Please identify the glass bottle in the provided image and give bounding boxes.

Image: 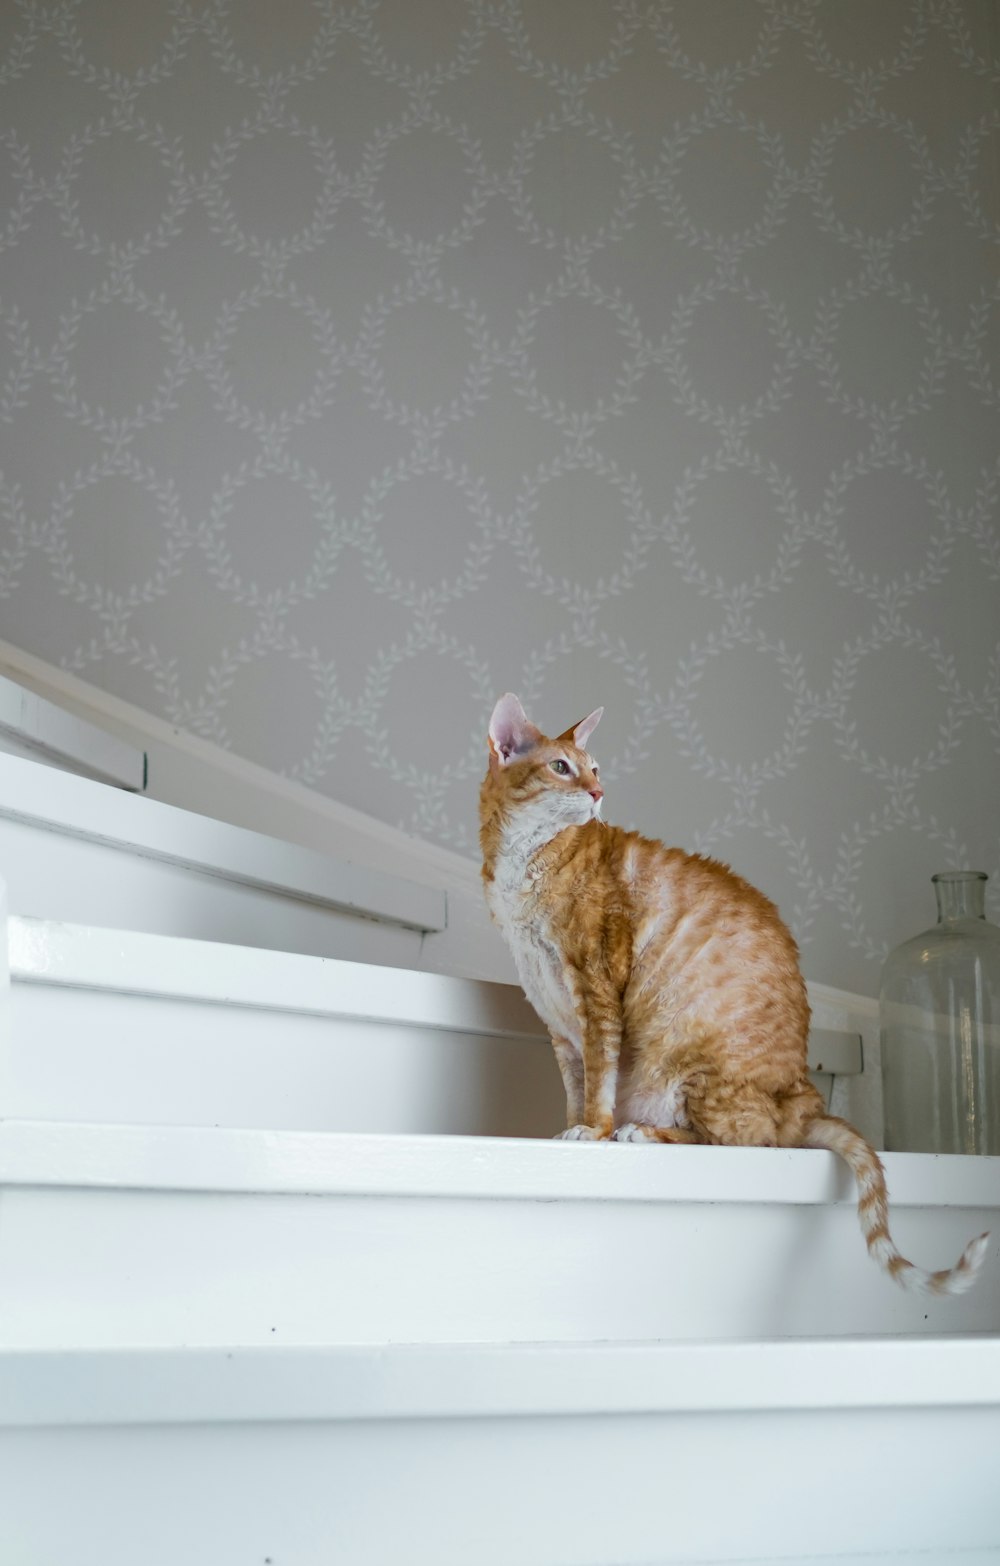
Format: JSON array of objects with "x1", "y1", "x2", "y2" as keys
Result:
[{"x1": 880, "y1": 871, "x2": 1000, "y2": 1154}]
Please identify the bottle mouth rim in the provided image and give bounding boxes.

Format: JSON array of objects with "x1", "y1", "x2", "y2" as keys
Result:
[{"x1": 931, "y1": 870, "x2": 988, "y2": 883}]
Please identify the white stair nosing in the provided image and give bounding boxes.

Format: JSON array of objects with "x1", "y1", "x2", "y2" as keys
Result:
[
  {"x1": 0, "y1": 634, "x2": 487, "y2": 895},
  {"x1": 0, "y1": 752, "x2": 446, "y2": 932},
  {"x1": 7, "y1": 915, "x2": 539, "y2": 1036},
  {"x1": 0, "y1": 676, "x2": 146, "y2": 791},
  {"x1": 2, "y1": 1119, "x2": 997, "y2": 1208},
  {"x1": 2, "y1": 1338, "x2": 1000, "y2": 1428}
]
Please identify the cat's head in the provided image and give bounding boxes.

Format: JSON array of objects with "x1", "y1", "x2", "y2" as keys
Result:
[{"x1": 480, "y1": 692, "x2": 604, "y2": 852}]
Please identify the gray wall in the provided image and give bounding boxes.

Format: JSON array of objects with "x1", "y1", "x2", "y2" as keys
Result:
[{"x1": 1, "y1": 0, "x2": 999, "y2": 994}]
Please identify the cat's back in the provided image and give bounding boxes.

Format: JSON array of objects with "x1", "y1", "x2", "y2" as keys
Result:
[
  {"x1": 618, "y1": 832, "x2": 786, "y2": 926},
  {"x1": 613, "y1": 830, "x2": 803, "y2": 968},
  {"x1": 538, "y1": 822, "x2": 763, "y2": 917},
  {"x1": 614, "y1": 831, "x2": 810, "y2": 1052}
]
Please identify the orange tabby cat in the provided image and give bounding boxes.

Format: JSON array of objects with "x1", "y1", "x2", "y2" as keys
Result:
[{"x1": 480, "y1": 693, "x2": 988, "y2": 1295}]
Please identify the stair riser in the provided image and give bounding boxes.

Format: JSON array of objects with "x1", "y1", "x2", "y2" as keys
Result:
[
  {"x1": 2, "y1": 1184, "x2": 996, "y2": 1347},
  {"x1": 0, "y1": 1403, "x2": 997, "y2": 1565},
  {"x1": 9, "y1": 985, "x2": 563, "y2": 1136},
  {"x1": 1, "y1": 819, "x2": 425, "y2": 967}
]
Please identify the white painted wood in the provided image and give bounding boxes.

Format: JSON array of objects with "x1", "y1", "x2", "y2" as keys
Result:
[
  {"x1": 5, "y1": 914, "x2": 562, "y2": 1133},
  {"x1": 807, "y1": 1026, "x2": 862, "y2": 1077},
  {"x1": 0, "y1": 873, "x2": 991, "y2": 1563},
  {"x1": 0, "y1": 879, "x2": 8, "y2": 1061},
  {"x1": 0, "y1": 638, "x2": 559, "y2": 982},
  {"x1": 1, "y1": 1122, "x2": 997, "y2": 1347},
  {"x1": 5, "y1": 915, "x2": 862, "y2": 1134},
  {"x1": 2, "y1": 1337, "x2": 999, "y2": 1426},
  {"x1": 8, "y1": 915, "x2": 530, "y2": 1034},
  {"x1": 809, "y1": 981, "x2": 882, "y2": 1143},
  {"x1": 6, "y1": 984, "x2": 564, "y2": 1134},
  {"x1": 0, "y1": 634, "x2": 484, "y2": 895},
  {"x1": 1, "y1": 814, "x2": 427, "y2": 967},
  {"x1": 807, "y1": 1024, "x2": 863, "y2": 1111},
  {"x1": 1, "y1": 1118, "x2": 994, "y2": 1208},
  {"x1": 0, "y1": 674, "x2": 146, "y2": 790},
  {"x1": 0, "y1": 1341, "x2": 997, "y2": 1565},
  {"x1": 0, "y1": 752, "x2": 444, "y2": 933}
]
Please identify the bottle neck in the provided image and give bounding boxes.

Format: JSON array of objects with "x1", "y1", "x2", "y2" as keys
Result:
[{"x1": 933, "y1": 871, "x2": 987, "y2": 923}]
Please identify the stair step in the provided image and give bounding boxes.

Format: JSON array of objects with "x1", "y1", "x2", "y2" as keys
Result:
[
  {"x1": 0, "y1": 750, "x2": 444, "y2": 967},
  {"x1": 6, "y1": 914, "x2": 862, "y2": 1135},
  {"x1": 0, "y1": 1339, "x2": 998, "y2": 1565},
  {"x1": 3, "y1": 1334, "x2": 999, "y2": 1423},
  {"x1": 6, "y1": 914, "x2": 562, "y2": 1135},
  {"x1": 2, "y1": 1119, "x2": 997, "y2": 1348},
  {"x1": 1, "y1": 682, "x2": 996, "y2": 1566}
]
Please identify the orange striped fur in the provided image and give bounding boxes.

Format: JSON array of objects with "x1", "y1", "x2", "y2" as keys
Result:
[{"x1": 480, "y1": 694, "x2": 988, "y2": 1296}]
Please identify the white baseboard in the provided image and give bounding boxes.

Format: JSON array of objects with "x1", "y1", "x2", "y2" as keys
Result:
[
  {"x1": 0, "y1": 638, "x2": 482, "y2": 893},
  {"x1": 0, "y1": 638, "x2": 504, "y2": 981}
]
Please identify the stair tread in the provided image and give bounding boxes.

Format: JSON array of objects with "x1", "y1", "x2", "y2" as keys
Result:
[
  {"x1": 3, "y1": 1117, "x2": 999, "y2": 1206},
  {"x1": 4, "y1": 1336, "x2": 1000, "y2": 1428}
]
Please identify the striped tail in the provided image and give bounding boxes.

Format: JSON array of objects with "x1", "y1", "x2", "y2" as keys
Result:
[{"x1": 804, "y1": 1114, "x2": 989, "y2": 1295}]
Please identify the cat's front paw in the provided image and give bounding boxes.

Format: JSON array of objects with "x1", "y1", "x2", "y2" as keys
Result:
[
  {"x1": 612, "y1": 1122, "x2": 656, "y2": 1143},
  {"x1": 554, "y1": 1124, "x2": 609, "y2": 1142}
]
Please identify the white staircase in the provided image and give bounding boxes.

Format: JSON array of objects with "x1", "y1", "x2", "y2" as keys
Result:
[{"x1": 1, "y1": 748, "x2": 999, "y2": 1565}]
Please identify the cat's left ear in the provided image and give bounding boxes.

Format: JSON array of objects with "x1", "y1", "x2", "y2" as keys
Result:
[{"x1": 559, "y1": 707, "x2": 603, "y2": 750}]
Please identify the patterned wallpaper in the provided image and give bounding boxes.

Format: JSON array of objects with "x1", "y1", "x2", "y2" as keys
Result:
[{"x1": 1, "y1": 0, "x2": 998, "y2": 993}]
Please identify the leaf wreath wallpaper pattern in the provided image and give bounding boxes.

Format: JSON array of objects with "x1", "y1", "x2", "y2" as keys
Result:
[{"x1": 0, "y1": 0, "x2": 998, "y2": 993}]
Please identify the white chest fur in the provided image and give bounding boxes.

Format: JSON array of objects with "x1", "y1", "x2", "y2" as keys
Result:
[{"x1": 486, "y1": 808, "x2": 581, "y2": 1047}]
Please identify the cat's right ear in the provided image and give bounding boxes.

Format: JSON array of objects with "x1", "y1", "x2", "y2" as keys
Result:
[
  {"x1": 560, "y1": 707, "x2": 603, "y2": 750},
  {"x1": 488, "y1": 693, "x2": 542, "y2": 771}
]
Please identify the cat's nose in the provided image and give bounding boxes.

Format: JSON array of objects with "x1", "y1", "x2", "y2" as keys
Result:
[{"x1": 589, "y1": 787, "x2": 603, "y2": 803}]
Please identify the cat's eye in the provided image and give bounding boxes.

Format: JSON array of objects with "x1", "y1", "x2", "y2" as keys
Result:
[{"x1": 549, "y1": 759, "x2": 571, "y2": 776}]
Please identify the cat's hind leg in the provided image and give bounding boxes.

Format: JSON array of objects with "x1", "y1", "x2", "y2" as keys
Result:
[
  {"x1": 684, "y1": 1074, "x2": 783, "y2": 1147},
  {"x1": 614, "y1": 1070, "x2": 782, "y2": 1147}
]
